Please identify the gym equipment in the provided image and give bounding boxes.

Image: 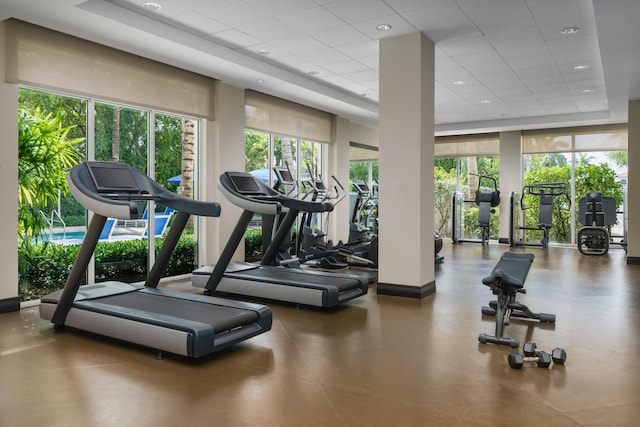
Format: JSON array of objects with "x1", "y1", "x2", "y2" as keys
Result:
[
  {"x1": 191, "y1": 171, "x2": 369, "y2": 308},
  {"x1": 434, "y1": 231, "x2": 444, "y2": 264},
  {"x1": 508, "y1": 341, "x2": 567, "y2": 369},
  {"x1": 522, "y1": 341, "x2": 567, "y2": 365},
  {"x1": 577, "y1": 192, "x2": 617, "y2": 256},
  {"x1": 350, "y1": 180, "x2": 378, "y2": 240},
  {"x1": 510, "y1": 182, "x2": 570, "y2": 249},
  {"x1": 39, "y1": 161, "x2": 272, "y2": 359},
  {"x1": 299, "y1": 173, "x2": 378, "y2": 268},
  {"x1": 263, "y1": 166, "x2": 377, "y2": 284},
  {"x1": 478, "y1": 252, "x2": 556, "y2": 348},
  {"x1": 452, "y1": 171, "x2": 500, "y2": 245},
  {"x1": 508, "y1": 350, "x2": 552, "y2": 369}
]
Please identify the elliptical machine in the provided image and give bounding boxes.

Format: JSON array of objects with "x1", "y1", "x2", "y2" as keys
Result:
[
  {"x1": 300, "y1": 172, "x2": 378, "y2": 268},
  {"x1": 452, "y1": 171, "x2": 500, "y2": 245}
]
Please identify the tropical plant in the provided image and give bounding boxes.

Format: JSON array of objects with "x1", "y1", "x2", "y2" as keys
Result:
[{"x1": 18, "y1": 107, "x2": 83, "y2": 239}]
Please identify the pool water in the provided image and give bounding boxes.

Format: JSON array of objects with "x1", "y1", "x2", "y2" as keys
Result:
[{"x1": 42, "y1": 231, "x2": 85, "y2": 241}]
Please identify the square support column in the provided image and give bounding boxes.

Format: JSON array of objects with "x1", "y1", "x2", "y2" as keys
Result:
[
  {"x1": 377, "y1": 33, "x2": 435, "y2": 298},
  {"x1": 201, "y1": 82, "x2": 245, "y2": 266},
  {"x1": 498, "y1": 131, "x2": 522, "y2": 243},
  {"x1": 0, "y1": 21, "x2": 20, "y2": 312},
  {"x1": 627, "y1": 99, "x2": 640, "y2": 264}
]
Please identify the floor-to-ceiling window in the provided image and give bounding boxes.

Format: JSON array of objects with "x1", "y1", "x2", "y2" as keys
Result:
[
  {"x1": 522, "y1": 126, "x2": 627, "y2": 246},
  {"x1": 17, "y1": 88, "x2": 201, "y2": 301},
  {"x1": 244, "y1": 129, "x2": 326, "y2": 257},
  {"x1": 349, "y1": 143, "x2": 379, "y2": 235},
  {"x1": 244, "y1": 90, "x2": 332, "y2": 259},
  {"x1": 434, "y1": 136, "x2": 500, "y2": 239}
]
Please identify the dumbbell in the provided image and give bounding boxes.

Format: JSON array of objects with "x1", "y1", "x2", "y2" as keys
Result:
[
  {"x1": 523, "y1": 341, "x2": 567, "y2": 365},
  {"x1": 508, "y1": 350, "x2": 552, "y2": 369}
]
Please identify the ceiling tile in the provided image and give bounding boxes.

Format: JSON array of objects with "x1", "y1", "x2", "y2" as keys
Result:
[
  {"x1": 277, "y1": 6, "x2": 346, "y2": 32},
  {"x1": 322, "y1": 0, "x2": 396, "y2": 24}
]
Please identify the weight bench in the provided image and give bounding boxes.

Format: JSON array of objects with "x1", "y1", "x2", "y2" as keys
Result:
[{"x1": 478, "y1": 252, "x2": 556, "y2": 348}]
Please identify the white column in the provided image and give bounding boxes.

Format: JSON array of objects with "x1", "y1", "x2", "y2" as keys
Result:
[
  {"x1": 498, "y1": 131, "x2": 522, "y2": 243},
  {"x1": 377, "y1": 32, "x2": 435, "y2": 298},
  {"x1": 200, "y1": 82, "x2": 246, "y2": 266},
  {"x1": 627, "y1": 99, "x2": 640, "y2": 263},
  {"x1": 327, "y1": 117, "x2": 351, "y2": 244},
  {"x1": 0, "y1": 20, "x2": 20, "y2": 311}
]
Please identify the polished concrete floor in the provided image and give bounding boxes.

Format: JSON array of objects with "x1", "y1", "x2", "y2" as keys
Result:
[{"x1": 1, "y1": 242, "x2": 639, "y2": 426}]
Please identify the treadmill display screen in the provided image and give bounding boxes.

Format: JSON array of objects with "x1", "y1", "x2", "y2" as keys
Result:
[
  {"x1": 87, "y1": 162, "x2": 139, "y2": 193},
  {"x1": 278, "y1": 168, "x2": 294, "y2": 183},
  {"x1": 228, "y1": 173, "x2": 263, "y2": 195}
]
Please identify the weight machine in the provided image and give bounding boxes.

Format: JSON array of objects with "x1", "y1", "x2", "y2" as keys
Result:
[
  {"x1": 577, "y1": 192, "x2": 618, "y2": 256},
  {"x1": 510, "y1": 182, "x2": 570, "y2": 249},
  {"x1": 452, "y1": 172, "x2": 500, "y2": 245}
]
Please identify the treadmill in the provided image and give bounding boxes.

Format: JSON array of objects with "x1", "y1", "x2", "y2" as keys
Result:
[
  {"x1": 39, "y1": 161, "x2": 272, "y2": 359},
  {"x1": 191, "y1": 172, "x2": 368, "y2": 308}
]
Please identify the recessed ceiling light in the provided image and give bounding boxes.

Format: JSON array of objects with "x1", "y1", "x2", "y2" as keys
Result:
[
  {"x1": 560, "y1": 26, "x2": 579, "y2": 35},
  {"x1": 256, "y1": 79, "x2": 265, "y2": 84},
  {"x1": 308, "y1": 70, "x2": 319, "y2": 75},
  {"x1": 573, "y1": 64, "x2": 589, "y2": 70},
  {"x1": 452, "y1": 80, "x2": 466, "y2": 86},
  {"x1": 582, "y1": 88, "x2": 595, "y2": 94},
  {"x1": 142, "y1": 2, "x2": 161, "y2": 11},
  {"x1": 258, "y1": 49, "x2": 271, "y2": 56},
  {"x1": 376, "y1": 24, "x2": 392, "y2": 31},
  {"x1": 361, "y1": 92, "x2": 371, "y2": 97},
  {"x1": 480, "y1": 100, "x2": 492, "y2": 104}
]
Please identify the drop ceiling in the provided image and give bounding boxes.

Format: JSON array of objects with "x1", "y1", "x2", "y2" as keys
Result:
[{"x1": 1, "y1": 0, "x2": 639, "y2": 135}]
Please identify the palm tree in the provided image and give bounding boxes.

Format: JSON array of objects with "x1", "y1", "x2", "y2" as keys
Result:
[{"x1": 181, "y1": 119, "x2": 195, "y2": 226}]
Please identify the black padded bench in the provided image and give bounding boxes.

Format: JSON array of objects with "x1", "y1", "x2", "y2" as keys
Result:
[{"x1": 478, "y1": 252, "x2": 556, "y2": 348}]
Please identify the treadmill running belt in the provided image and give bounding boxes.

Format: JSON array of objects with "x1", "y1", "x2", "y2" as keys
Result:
[
  {"x1": 229, "y1": 267, "x2": 363, "y2": 291},
  {"x1": 84, "y1": 291, "x2": 259, "y2": 332}
]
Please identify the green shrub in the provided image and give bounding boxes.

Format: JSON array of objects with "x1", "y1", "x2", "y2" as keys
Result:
[
  {"x1": 18, "y1": 233, "x2": 196, "y2": 301},
  {"x1": 245, "y1": 228, "x2": 263, "y2": 260}
]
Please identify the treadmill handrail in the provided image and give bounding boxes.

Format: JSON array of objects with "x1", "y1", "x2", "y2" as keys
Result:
[
  {"x1": 70, "y1": 162, "x2": 221, "y2": 219},
  {"x1": 218, "y1": 172, "x2": 334, "y2": 215}
]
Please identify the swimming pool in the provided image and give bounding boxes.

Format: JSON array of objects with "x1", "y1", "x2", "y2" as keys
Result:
[
  {"x1": 38, "y1": 231, "x2": 85, "y2": 242},
  {"x1": 52, "y1": 231, "x2": 84, "y2": 240}
]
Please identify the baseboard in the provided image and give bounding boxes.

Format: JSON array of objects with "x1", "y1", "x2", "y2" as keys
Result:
[
  {"x1": 627, "y1": 256, "x2": 640, "y2": 265},
  {"x1": 0, "y1": 296, "x2": 20, "y2": 314},
  {"x1": 377, "y1": 280, "x2": 436, "y2": 299}
]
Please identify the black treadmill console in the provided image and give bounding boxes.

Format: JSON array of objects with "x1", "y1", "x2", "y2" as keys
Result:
[
  {"x1": 277, "y1": 167, "x2": 294, "y2": 184},
  {"x1": 86, "y1": 161, "x2": 140, "y2": 194},
  {"x1": 226, "y1": 172, "x2": 266, "y2": 196}
]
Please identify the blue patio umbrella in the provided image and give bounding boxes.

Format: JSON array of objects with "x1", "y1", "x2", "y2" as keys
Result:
[
  {"x1": 167, "y1": 174, "x2": 182, "y2": 184},
  {"x1": 249, "y1": 167, "x2": 274, "y2": 182},
  {"x1": 169, "y1": 168, "x2": 273, "y2": 184}
]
